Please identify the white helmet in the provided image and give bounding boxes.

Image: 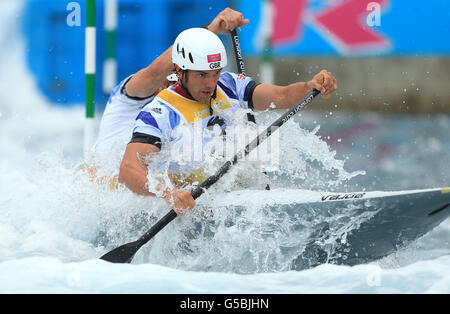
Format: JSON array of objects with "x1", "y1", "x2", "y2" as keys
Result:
[
  {"x1": 172, "y1": 28, "x2": 227, "y2": 71},
  {"x1": 166, "y1": 73, "x2": 178, "y2": 82}
]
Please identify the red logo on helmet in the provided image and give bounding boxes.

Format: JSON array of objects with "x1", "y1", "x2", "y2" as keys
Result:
[{"x1": 207, "y1": 53, "x2": 221, "y2": 63}]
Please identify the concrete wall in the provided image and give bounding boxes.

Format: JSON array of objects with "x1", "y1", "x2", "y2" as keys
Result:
[{"x1": 244, "y1": 58, "x2": 450, "y2": 114}]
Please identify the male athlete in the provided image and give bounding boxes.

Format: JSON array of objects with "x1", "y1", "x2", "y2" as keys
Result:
[
  {"x1": 118, "y1": 27, "x2": 338, "y2": 215},
  {"x1": 85, "y1": 8, "x2": 249, "y2": 188}
]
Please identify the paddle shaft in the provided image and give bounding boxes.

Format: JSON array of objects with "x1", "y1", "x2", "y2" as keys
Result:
[
  {"x1": 229, "y1": 26, "x2": 273, "y2": 191},
  {"x1": 230, "y1": 29, "x2": 247, "y2": 76},
  {"x1": 229, "y1": 28, "x2": 257, "y2": 125}
]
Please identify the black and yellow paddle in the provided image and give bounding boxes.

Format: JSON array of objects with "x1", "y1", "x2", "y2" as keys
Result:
[
  {"x1": 100, "y1": 76, "x2": 324, "y2": 263},
  {"x1": 226, "y1": 22, "x2": 257, "y2": 124}
]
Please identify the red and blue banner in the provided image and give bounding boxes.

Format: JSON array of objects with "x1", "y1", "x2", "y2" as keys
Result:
[{"x1": 239, "y1": 0, "x2": 450, "y2": 56}]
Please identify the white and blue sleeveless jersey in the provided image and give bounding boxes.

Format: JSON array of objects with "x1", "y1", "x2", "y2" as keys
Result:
[
  {"x1": 130, "y1": 71, "x2": 258, "y2": 150},
  {"x1": 93, "y1": 75, "x2": 155, "y2": 156}
]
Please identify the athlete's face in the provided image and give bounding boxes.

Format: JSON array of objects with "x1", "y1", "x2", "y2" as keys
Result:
[{"x1": 184, "y1": 69, "x2": 222, "y2": 103}]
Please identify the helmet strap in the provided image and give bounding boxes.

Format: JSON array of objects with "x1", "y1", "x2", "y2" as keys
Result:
[{"x1": 179, "y1": 70, "x2": 194, "y2": 99}]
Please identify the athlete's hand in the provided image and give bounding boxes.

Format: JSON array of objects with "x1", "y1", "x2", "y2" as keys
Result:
[
  {"x1": 163, "y1": 189, "x2": 195, "y2": 216},
  {"x1": 208, "y1": 7, "x2": 249, "y2": 34},
  {"x1": 307, "y1": 70, "x2": 338, "y2": 99}
]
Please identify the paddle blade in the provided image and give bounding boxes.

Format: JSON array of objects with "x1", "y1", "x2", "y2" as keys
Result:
[
  {"x1": 100, "y1": 241, "x2": 140, "y2": 264},
  {"x1": 99, "y1": 210, "x2": 178, "y2": 264}
]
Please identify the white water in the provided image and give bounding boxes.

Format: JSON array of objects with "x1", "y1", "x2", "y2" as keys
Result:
[{"x1": 0, "y1": 1, "x2": 449, "y2": 294}]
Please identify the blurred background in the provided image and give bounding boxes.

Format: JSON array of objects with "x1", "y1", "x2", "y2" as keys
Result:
[
  {"x1": 2, "y1": 0, "x2": 450, "y2": 190},
  {"x1": 20, "y1": 0, "x2": 450, "y2": 112}
]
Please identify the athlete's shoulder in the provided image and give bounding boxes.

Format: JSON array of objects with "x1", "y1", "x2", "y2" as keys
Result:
[
  {"x1": 111, "y1": 75, "x2": 133, "y2": 96},
  {"x1": 218, "y1": 71, "x2": 258, "y2": 104},
  {"x1": 108, "y1": 75, "x2": 155, "y2": 107},
  {"x1": 220, "y1": 71, "x2": 255, "y2": 88}
]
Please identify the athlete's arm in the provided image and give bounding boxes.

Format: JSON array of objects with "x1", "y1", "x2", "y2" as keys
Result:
[
  {"x1": 119, "y1": 142, "x2": 195, "y2": 215},
  {"x1": 251, "y1": 70, "x2": 338, "y2": 111},
  {"x1": 125, "y1": 47, "x2": 174, "y2": 99},
  {"x1": 119, "y1": 142, "x2": 160, "y2": 195},
  {"x1": 125, "y1": 7, "x2": 249, "y2": 99}
]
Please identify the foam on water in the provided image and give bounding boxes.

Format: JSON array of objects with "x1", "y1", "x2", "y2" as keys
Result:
[{"x1": 0, "y1": 255, "x2": 449, "y2": 293}]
